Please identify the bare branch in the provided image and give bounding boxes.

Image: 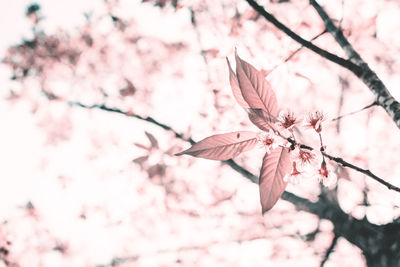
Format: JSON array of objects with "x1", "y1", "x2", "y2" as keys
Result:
[{"x1": 268, "y1": 30, "x2": 327, "y2": 75}]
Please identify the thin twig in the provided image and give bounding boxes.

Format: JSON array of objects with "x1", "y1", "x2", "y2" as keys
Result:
[
  {"x1": 268, "y1": 30, "x2": 327, "y2": 74},
  {"x1": 322, "y1": 152, "x2": 400, "y2": 193},
  {"x1": 320, "y1": 234, "x2": 338, "y2": 267},
  {"x1": 68, "y1": 101, "x2": 195, "y2": 145},
  {"x1": 332, "y1": 101, "x2": 378, "y2": 122}
]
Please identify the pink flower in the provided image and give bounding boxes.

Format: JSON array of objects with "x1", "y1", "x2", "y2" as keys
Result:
[
  {"x1": 257, "y1": 130, "x2": 280, "y2": 153},
  {"x1": 284, "y1": 161, "x2": 310, "y2": 184},
  {"x1": 298, "y1": 149, "x2": 315, "y2": 165},
  {"x1": 277, "y1": 110, "x2": 298, "y2": 131},
  {"x1": 304, "y1": 111, "x2": 325, "y2": 133},
  {"x1": 290, "y1": 147, "x2": 316, "y2": 166},
  {"x1": 315, "y1": 162, "x2": 337, "y2": 187}
]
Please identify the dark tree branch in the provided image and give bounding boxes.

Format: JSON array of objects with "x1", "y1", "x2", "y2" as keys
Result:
[
  {"x1": 309, "y1": 0, "x2": 362, "y2": 64},
  {"x1": 244, "y1": 0, "x2": 363, "y2": 75},
  {"x1": 308, "y1": 0, "x2": 400, "y2": 129},
  {"x1": 245, "y1": 0, "x2": 400, "y2": 130}
]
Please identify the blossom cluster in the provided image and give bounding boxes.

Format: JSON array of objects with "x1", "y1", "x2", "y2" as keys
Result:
[{"x1": 258, "y1": 110, "x2": 337, "y2": 187}]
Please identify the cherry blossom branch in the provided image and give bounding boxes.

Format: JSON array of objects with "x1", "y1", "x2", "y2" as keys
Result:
[
  {"x1": 69, "y1": 101, "x2": 400, "y2": 193},
  {"x1": 245, "y1": 0, "x2": 400, "y2": 130},
  {"x1": 286, "y1": 138, "x2": 400, "y2": 193},
  {"x1": 67, "y1": 100, "x2": 398, "y2": 261}
]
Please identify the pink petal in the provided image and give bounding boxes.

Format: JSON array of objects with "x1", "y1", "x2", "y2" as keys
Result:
[
  {"x1": 226, "y1": 57, "x2": 250, "y2": 109},
  {"x1": 235, "y1": 50, "x2": 278, "y2": 119},
  {"x1": 175, "y1": 131, "x2": 258, "y2": 160},
  {"x1": 259, "y1": 147, "x2": 291, "y2": 213},
  {"x1": 145, "y1": 131, "x2": 159, "y2": 149}
]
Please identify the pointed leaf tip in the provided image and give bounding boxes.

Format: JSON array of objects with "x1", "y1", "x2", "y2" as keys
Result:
[
  {"x1": 259, "y1": 148, "x2": 291, "y2": 213},
  {"x1": 175, "y1": 131, "x2": 259, "y2": 160},
  {"x1": 234, "y1": 51, "x2": 279, "y2": 121},
  {"x1": 227, "y1": 56, "x2": 250, "y2": 109}
]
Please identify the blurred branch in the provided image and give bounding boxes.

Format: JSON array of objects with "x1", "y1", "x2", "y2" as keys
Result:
[
  {"x1": 68, "y1": 101, "x2": 195, "y2": 144},
  {"x1": 268, "y1": 30, "x2": 327, "y2": 75},
  {"x1": 320, "y1": 234, "x2": 338, "y2": 267},
  {"x1": 335, "y1": 76, "x2": 347, "y2": 133},
  {"x1": 189, "y1": 7, "x2": 211, "y2": 82},
  {"x1": 97, "y1": 235, "x2": 275, "y2": 267},
  {"x1": 245, "y1": 0, "x2": 400, "y2": 130},
  {"x1": 332, "y1": 101, "x2": 378, "y2": 122}
]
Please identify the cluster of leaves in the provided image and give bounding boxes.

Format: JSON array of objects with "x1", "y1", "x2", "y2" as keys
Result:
[{"x1": 177, "y1": 50, "x2": 336, "y2": 213}]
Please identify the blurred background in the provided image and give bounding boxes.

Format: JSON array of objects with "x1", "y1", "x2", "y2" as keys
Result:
[{"x1": 1, "y1": 0, "x2": 400, "y2": 266}]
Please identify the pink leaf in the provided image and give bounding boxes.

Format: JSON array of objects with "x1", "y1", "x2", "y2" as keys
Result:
[
  {"x1": 248, "y1": 108, "x2": 276, "y2": 132},
  {"x1": 175, "y1": 131, "x2": 258, "y2": 160},
  {"x1": 134, "y1": 143, "x2": 151, "y2": 151},
  {"x1": 226, "y1": 57, "x2": 250, "y2": 109},
  {"x1": 259, "y1": 147, "x2": 291, "y2": 213},
  {"x1": 235, "y1": 50, "x2": 278, "y2": 119}
]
